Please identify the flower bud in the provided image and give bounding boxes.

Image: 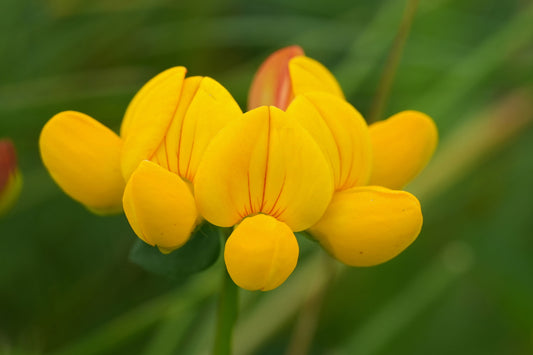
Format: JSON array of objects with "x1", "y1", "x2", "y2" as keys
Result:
[
  {"x1": 248, "y1": 45, "x2": 304, "y2": 111},
  {"x1": 0, "y1": 139, "x2": 22, "y2": 215}
]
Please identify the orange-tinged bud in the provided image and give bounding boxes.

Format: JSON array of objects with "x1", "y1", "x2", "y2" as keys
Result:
[
  {"x1": 0, "y1": 139, "x2": 22, "y2": 215},
  {"x1": 248, "y1": 45, "x2": 304, "y2": 111}
]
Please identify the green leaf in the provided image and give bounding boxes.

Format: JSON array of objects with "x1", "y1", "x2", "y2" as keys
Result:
[{"x1": 129, "y1": 222, "x2": 222, "y2": 280}]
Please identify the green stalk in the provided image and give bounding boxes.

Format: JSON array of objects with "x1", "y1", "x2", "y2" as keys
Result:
[
  {"x1": 368, "y1": 0, "x2": 420, "y2": 123},
  {"x1": 213, "y1": 229, "x2": 239, "y2": 355}
]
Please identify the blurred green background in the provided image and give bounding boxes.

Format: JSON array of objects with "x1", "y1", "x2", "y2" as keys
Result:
[{"x1": 1, "y1": 0, "x2": 533, "y2": 354}]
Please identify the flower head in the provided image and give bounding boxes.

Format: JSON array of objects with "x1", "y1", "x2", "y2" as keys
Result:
[
  {"x1": 39, "y1": 47, "x2": 438, "y2": 291},
  {"x1": 0, "y1": 139, "x2": 22, "y2": 215}
]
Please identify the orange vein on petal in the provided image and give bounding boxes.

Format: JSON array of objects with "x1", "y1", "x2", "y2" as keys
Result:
[
  {"x1": 177, "y1": 78, "x2": 203, "y2": 178},
  {"x1": 260, "y1": 111, "x2": 272, "y2": 211}
]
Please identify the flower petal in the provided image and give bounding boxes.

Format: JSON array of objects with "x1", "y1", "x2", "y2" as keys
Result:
[
  {"x1": 248, "y1": 45, "x2": 305, "y2": 111},
  {"x1": 123, "y1": 160, "x2": 199, "y2": 254},
  {"x1": 289, "y1": 56, "x2": 344, "y2": 99},
  {"x1": 287, "y1": 92, "x2": 372, "y2": 190},
  {"x1": 309, "y1": 186, "x2": 423, "y2": 267},
  {"x1": 120, "y1": 67, "x2": 186, "y2": 180},
  {"x1": 224, "y1": 214, "x2": 298, "y2": 291},
  {"x1": 172, "y1": 77, "x2": 242, "y2": 182},
  {"x1": 369, "y1": 111, "x2": 438, "y2": 189},
  {"x1": 121, "y1": 72, "x2": 241, "y2": 182},
  {"x1": 120, "y1": 66, "x2": 187, "y2": 138},
  {"x1": 40, "y1": 111, "x2": 125, "y2": 214},
  {"x1": 195, "y1": 106, "x2": 334, "y2": 231}
]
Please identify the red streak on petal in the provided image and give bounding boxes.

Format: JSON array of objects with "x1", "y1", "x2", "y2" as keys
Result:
[
  {"x1": 266, "y1": 174, "x2": 286, "y2": 216},
  {"x1": 259, "y1": 109, "x2": 272, "y2": 211}
]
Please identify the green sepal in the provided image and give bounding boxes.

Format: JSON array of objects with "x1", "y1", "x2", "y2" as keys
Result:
[{"x1": 129, "y1": 221, "x2": 221, "y2": 279}]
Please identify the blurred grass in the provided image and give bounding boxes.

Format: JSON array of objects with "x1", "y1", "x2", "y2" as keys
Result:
[{"x1": 1, "y1": 0, "x2": 533, "y2": 354}]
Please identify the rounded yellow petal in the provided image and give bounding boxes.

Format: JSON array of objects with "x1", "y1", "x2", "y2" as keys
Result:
[
  {"x1": 224, "y1": 214, "x2": 298, "y2": 291},
  {"x1": 248, "y1": 45, "x2": 305, "y2": 111},
  {"x1": 309, "y1": 186, "x2": 423, "y2": 267},
  {"x1": 195, "y1": 106, "x2": 334, "y2": 231},
  {"x1": 123, "y1": 160, "x2": 199, "y2": 253},
  {"x1": 287, "y1": 92, "x2": 372, "y2": 190},
  {"x1": 289, "y1": 56, "x2": 345, "y2": 99},
  {"x1": 40, "y1": 111, "x2": 125, "y2": 214},
  {"x1": 121, "y1": 71, "x2": 241, "y2": 182},
  {"x1": 369, "y1": 110, "x2": 438, "y2": 189},
  {"x1": 121, "y1": 67, "x2": 187, "y2": 180}
]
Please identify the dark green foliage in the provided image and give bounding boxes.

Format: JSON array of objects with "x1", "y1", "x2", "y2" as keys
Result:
[{"x1": 129, "y1": 222, "x2": 222, "y2": 280}]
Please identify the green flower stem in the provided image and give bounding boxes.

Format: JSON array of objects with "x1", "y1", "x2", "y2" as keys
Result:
[
  {"x1": 368, "y1": 0, "x2": 420, "y2": 123},
  {"x1": 213, "y1": 229, "x2": 239, "y2": 355}
]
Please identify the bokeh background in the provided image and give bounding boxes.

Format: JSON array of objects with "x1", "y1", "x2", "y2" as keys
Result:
[{"x1": 2, "y1": 0, "x2": 533, "y2": 354}]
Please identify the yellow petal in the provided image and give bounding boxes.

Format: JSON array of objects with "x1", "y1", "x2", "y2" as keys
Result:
[
  {"x1": 195, "y1": 106, "x2": 334, "y2": 231},
  {"x1": 287, "y1": 92, "x2": 372, "y2": 190},
  {"x1": 121, "y1": 72, "x2": 241, "y2": 182},
  {"x1": 168, "y1": 76, "x2": 242, "y2": 182},
  {"x1": 309, "y1": 186, "x2": 423, "y2": 267},
  {"x1": 123, "y1": 160, "x2": 199, "y2": 253},
  {"x1": 120, "y1": 67, "x2": 187, "y2": 180},
  {"x1": 369, "y1": 110, "x2": 438, "y2": 189},
  {"x1": 224, "y1": 214, "x2": 299, "y2": 291},
  {"x1": 248, "y1": 45, "x2": 305, "y2": 111},
  {"x1": 40, "y1": 111, "x2": 125, "y2": 214},
  {"x1": 120, "y1": 66, "x2": 187, "y2": 138},
  {"x1": 289, "y1": 56, "x2": 345, "y2": 99}
]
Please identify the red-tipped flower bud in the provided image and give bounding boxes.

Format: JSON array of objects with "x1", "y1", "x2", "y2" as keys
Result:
[
  {"x1": 248, "y1": 45, "x2": 304, "y2": 111},
  {"x1": 0, "y1": 139, "x2": 22, "y2": 215}
]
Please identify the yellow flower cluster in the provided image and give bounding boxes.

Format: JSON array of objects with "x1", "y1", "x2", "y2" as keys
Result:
[{"x1": 40, "y1": 46, "x2": 437, "y2": 291}]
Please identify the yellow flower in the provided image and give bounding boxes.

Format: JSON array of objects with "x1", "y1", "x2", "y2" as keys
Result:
[
  {"x1": 195, "y1": 106, "x2": 334, "y2": 290},
  {"x1": 39, "y1": 48, "x2": 437, "y2": 290},
  {"x1": 0, "y1": 139, "x2": 22, "y2": 216},
  {"x1": 249, "y1": 46, "x2": 438, "y2": 267},
  {"x1": 40, "y1": 67, "x2": 242, "y2": 253}
]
